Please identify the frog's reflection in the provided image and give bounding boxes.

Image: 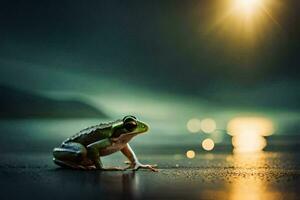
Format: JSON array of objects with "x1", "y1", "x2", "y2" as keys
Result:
[
  {"x1": 53, "y1": 169, "x2": 141, "y2": 199},
  {"x1": 95, "y1": 171, "x2": 141, "y2": 199},
  {"x1": 122, "y1": 172, "x2": 141, "y2": 199},
  {"x1": 98, "y1": 171, "x2": 140, "y2": 199}
]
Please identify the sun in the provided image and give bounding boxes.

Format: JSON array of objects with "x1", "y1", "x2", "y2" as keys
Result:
[{"x1": 233, "y1": 0, "x2": 261, "y2": 17}]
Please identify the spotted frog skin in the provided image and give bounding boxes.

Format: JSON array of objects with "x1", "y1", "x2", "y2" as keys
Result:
[{"x1": 53, "y1": 116, "x2": 158, "y2": 171}]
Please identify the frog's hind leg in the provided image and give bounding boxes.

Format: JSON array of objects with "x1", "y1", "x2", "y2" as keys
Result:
[{"x1": 53, "y1": 142, "x2": 91, "y2": 170}]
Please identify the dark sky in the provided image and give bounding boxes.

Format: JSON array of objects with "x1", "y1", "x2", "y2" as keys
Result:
[{"x1": 0, "y1": 0, "x2": 299, "y2": 109}]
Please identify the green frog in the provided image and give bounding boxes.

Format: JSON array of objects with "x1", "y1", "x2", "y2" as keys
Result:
[{"x1": 53, "y1": 115, "x2": 158, "y2": 172}]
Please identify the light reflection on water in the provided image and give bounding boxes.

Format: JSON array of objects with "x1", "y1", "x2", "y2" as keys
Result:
[
  {"x1": 229, "y1": 152, "x2": 280, "y2": 200},
  {"x1": 230, "y1": 176, "x2": 279, "y2": 200}
]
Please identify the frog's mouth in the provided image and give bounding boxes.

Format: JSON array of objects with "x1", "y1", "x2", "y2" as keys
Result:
[
  {"x1": 140, "y1": 122, "x2": 149, "y2": 132},
  {"x1": 130, "y1": 121, "x2": 149, "y2": 135}
]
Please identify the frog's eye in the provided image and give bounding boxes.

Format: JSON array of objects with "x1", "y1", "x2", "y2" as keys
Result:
[
  {"x1": 123, "y1": 117, "x2": 137, "y2": 132},
  {"x1": 123, "y1": 115, "x2": 136, "y2": 121}
]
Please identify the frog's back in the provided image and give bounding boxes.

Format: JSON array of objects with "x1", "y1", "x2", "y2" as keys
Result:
[{"x1": 63, "y1": 120, "x2": 118, "y2": 146}]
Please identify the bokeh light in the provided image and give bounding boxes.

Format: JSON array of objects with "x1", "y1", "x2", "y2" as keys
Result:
[
  {"x1": 202, "y1": 138, "x2": 215, "y2": 151},
  {"x1": 200, "y1": 118, "x2": 217, "y2": 133},
  {"x1": 186, "y1": 118, "x2": 201, "y2": 133},
  {"x1": 186, "y1": 150, "x2": 196, "y2": 159},
  {"x1": 227, "y1": 117, "x2": 275, "y2": 136}
]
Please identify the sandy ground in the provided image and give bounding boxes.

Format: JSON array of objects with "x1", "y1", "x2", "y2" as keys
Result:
[{"x1": 1, "y1": 152, "x2": 300, "y2": 200}]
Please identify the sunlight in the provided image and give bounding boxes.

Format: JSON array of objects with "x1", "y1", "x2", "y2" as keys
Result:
[{"x1": 207, "y1": 0, "x2": 281, "y2": 44}]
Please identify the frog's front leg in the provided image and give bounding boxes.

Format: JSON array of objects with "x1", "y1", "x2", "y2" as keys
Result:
[
  {"x1": 86, "y1": 139, "x2": 125, "y2": 171},
  {"x1": 121, "y1": 144, "x2": 158, "y2": 172}
]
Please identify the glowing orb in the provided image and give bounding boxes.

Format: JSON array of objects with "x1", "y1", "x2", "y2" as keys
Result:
[{"x1": 227, "y1": 117, "x2": 274, "y2": 153}]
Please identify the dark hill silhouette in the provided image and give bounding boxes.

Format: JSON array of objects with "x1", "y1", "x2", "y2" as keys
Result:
[{"x1": 0, "y1": 85, "x2": 107, "y2": 118}]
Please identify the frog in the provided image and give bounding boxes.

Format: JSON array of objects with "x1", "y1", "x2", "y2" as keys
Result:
[{"x1": 53, "y1": 115, "x2": 158, "y2": 172}]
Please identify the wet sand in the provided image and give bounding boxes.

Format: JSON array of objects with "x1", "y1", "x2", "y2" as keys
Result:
[{"x1": 1, "y1": 152, "x2": 300, "y2": 200}]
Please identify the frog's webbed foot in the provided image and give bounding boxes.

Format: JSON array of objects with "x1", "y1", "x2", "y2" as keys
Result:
[
  {"x1": 124, "y1": 161, "x2": 158, "y2": 172},
  {"x1": 135, "y1": 163, "x2": 158, "y2": 172}
]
